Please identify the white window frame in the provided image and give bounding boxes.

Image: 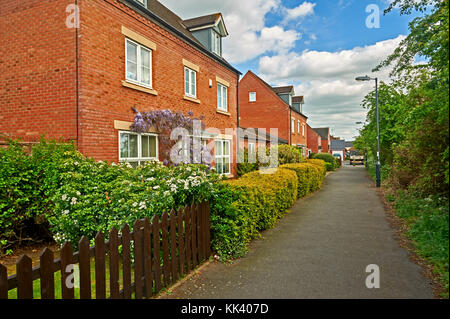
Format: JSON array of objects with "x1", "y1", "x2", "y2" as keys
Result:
[
  {"x1": 302, "y1": 124, "x2": 305, "y2": 136},
  {"x1": 215, "y1": 139, "x2": 231, "y2": 175},
  {"x1": 291, "y1": 119, "x2": 295, "y2": 133},
  {"x1": 217, "y1": 83, "x2": 228, "y2": 112},
  {"x1": 211, "y1": 31, "x2": 221, "y2": 55},
  {"x1": 119, "y1": 131, "x2": 159, "y2": 166},
  {"x1": 184, "y1": 67, "x2": 197, "y2": 98},
  {"x1": 297, "y1": 121, "x2": 301, "y2": 134},
  {"x1": 125, "y1": 38, "x2": 153, "y2": 89},
  {"x1": 134, "y1": 0, "x2": 147, "y2": 7},
  {"x1": 249, "y1": 92, "x2": 256, "y2": 102}
]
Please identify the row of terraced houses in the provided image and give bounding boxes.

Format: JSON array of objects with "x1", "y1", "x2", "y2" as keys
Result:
[{"x1": 0, "y1": 0, "x2": 333, "y2": 177}]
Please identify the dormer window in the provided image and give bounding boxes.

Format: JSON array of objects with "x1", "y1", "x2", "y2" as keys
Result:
[
  {"x1": 212, "y1": 31, "x2": 221, "y2": 55},
  {"x1": 183, "y1": 13, "x2": 228, "y2": 57}
]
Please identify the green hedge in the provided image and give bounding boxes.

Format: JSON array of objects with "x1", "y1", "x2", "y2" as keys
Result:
[
  {"x1": 311, "y1": 153, "x2": 338, "y2": 171},
  {"x1": 281, "y1": 162, "x2": 326, "y2": 198},
  {"x1": 212, "y1": 168, "x2": 298, "y2": 259}
]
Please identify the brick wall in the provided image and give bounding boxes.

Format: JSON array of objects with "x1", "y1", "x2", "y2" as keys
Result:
[
  {"x1": 307, "y1": 124, "x2": 321, "y2": 154},
  {"x1": 238, "y1": 71, "x2": 289, "y2": 143},
  {"x1": 290, "y1": 110, "x2": 308, "y2": 157},
  {"x1": 0, "y1": 0, "x2": 77, "y2": 143},
  {"x1": 0, "y1": 0, "x2": 239, "y2": 176},
  {"x1": 78, "y1": 0, "x2": 238, "y2": 176}
]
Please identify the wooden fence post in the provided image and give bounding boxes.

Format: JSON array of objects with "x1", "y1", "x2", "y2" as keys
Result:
[
  {"x1": 152, "y1": 215, "x2": 162, "y2": 293},
  {"x1": 60, "y1": 242, "x2": 74, "y2": 299},
  {"x1": 185, "y1": 206, "x2": 192, "y2": 271},
  {"x1": 95, "y1": 232, "x2": 106, "y2": 299},
  {"x1": 40, "y1": 247, "x2": 54, "y2": 299},
  {"x1": 78, "y1": 236, "x2": 91, "y2": 299},
  {"x1": 17, "y1": 255, "x2": 33, "y2": 299},
  {"x1": 143, "y1": 218, "x2": 153, "y2": 298},
  {"x1": 161, "y1": 211, "x2": 170, "y2": 287},
  {"x1": 133, "y1": 220, "x2": 143, "y2": 299},
  {"x1": 177, "y1": 207, "x2": 185, "y2": 276},
  {"x1": 121, "y1": 224, "x2": 132, "y2": 299},
  {"x1": 109, "y1": 228, "x2": 120, "y2": 299},
  {"x1": 191, "y1": 204, "x2": 198, "y2": 267},
  {"x1": 0, "y1": 264, "x2": 7, "y2": 299},
  {"x1": 169, "y1": 209, "x2": 178, "y2": 284}
]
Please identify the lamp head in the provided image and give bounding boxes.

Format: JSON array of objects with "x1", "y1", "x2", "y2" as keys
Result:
[{"x1": 355, "y1": 75, "x2": 372, "y2": 82}]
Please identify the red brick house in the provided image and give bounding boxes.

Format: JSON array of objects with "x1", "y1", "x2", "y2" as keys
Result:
[
  {"x1": 313, "y1": 127, "x2": 332, "y2": 154},
  {"x1": 0, "y1": 0, "x2": 240, "y2": 176},
  {"x1": 306, "y1": 124, "x2": 321, "y2": 156},
  {"x1": 238, "y1": 71, "x2": 308, "y2": 157}
]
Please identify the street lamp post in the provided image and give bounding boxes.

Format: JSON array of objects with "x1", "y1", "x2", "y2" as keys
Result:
[{"x1": 356, "y1": 75, "x2": 381, "y2": 188}]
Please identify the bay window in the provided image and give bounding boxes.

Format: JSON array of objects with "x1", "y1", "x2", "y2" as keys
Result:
[{"x1": 119, "y1": 131, "x2": 158, "y2": 167}]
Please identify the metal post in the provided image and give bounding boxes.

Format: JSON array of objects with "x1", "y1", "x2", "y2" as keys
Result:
[{"x1": 375, "y1": 78, "x2": 381, "y2": 188}]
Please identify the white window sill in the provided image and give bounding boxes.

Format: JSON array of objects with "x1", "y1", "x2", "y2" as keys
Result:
[
  {"x1": 183, "y1": 95, "x2": 201, "y2": 104},
  {"x1": 122, "y1": 80, "x2": 158, "y2": 96},
  {"x1": 217, "y1": 109, "x2": 231, "y2": 116}
]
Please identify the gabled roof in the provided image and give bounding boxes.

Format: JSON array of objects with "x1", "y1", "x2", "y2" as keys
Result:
[
  {"x1": 183, "y1": 13, "x2": 228, "y2": 36},
  {"x1": 121, "y1": 0, "x2": 240, "y2": 75},
  {"x1": 330, "y1": 139, "x2": 346, "y2": 151},
  {"x1": 272, "y1": 86, "x2": 294, "y2": 95},
  {"x1": 313, "y1": 127, "x2": 330, "y2": 140},
  {"x1": 345, "y1": 141, "x2": 354, "y2": 148},
  {"x1": 292, "y1": 96, "x2": 304, "y2": 104}
]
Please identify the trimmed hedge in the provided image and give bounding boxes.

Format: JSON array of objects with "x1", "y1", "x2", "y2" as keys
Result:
[
  {"x1": 281, "y1": 162, "x2": 326, "y2": 198},
  {"x1": 214, "y1": 168, "x2": 298, "y2": 258},
  {"x1": 311, "y1": 153, "x2": 338, "y2": 171},
  {"x1": 306, "y1": 159, "x2": 327, "y2": 176}
]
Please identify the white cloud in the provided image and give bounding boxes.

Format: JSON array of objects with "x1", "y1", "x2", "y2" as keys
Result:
[
  {"x1": 283, "y1": 2, "x2": 316, "y2": 23},
  {"x1": 257, "y1": 36, "x2": 404, "y2": 140},
  {"x1": 159, "y1": 0, "x2": 301, "y2": 63}
]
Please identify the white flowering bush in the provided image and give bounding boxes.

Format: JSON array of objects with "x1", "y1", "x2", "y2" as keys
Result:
[{"x1": 46, "y1": 150, "x2": 223, "y2": 246}]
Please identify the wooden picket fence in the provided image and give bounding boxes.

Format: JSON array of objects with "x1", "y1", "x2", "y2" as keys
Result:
[{"x1": 0, "y1": 202, "x2": 211, "y2": 299}]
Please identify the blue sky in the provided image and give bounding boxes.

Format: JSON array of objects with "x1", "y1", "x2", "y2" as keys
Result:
[{"x1": 161, "y1": 0, "x2": 421, "y2": 140}]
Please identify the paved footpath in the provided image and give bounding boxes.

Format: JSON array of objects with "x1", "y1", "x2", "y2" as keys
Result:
[{"x1": 163, "y1": 164, "x2": 434, "y2": 299}]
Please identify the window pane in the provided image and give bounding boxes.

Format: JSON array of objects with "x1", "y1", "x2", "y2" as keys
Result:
[
  {"x1": 120, "y1": 134, "x2": 129, "y2": 158},
  {"x1": 149, "y1": 136, "x2": 157, "y2": 158},
  {"x1": 140, "y1": 48, "x2": 150, "y2": 68},
  {"x1": 190, "y1": 71, "x2": 196, "y2": 96},
  {"x1": 185, "y1": 68, "x2": 190, "y2": 95},
  {"x1": 215, "y1": 157, "x2": 223, "y2": 174},
  {"x1": 141, "y1": 66, "x2": 151, "y2": 85},
  {"x1": 141, "y1": 136, "x2": 149, "y2": 158},
  {"x1": 215, "y1": 141, "x2": 222, "y2": 156},
  {"x1": 129, "y1": 134, "x2": 138, "y2": 158},
  {"x1": 217, "y1": 85, "x2": 222, "y2": 108},
  {"x1": 223, "y1": 157, "x2": 230, "y2": 174},
  {"x1": 223, "y1": 141, "x2": 229, "y2": 156},
  {"x1": 127, "y1": 61, "x2": 137, "y2": 81},
  {"x1": 223, "y1": 86, "x2": 227, "y2": 111},
  {"x1": 127, "y1": 41, "x2": 137, "y2": 63}
]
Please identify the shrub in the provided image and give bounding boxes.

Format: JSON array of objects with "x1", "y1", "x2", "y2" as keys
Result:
[
  {"x1": 0, "y1": 138, "x2": 75, "y2": 254},
  {"x1": 275, "y1": 145, "x2": 306, "y2": 165},
  {"x1": 48, "y1": 156, "x2": 222, "y2": 247},
  {"x1": 312, "y1": 153, "x2": 337, "y2": 171},
  {"x1": 281, "y1": 163, "x2": 325, "y2": 198},
  {"x1": 306, "y1": 159, "x2": 327, "y2": 176},
  {"x1": 214, "y1": 168, "x2": 298, "y2": 259}
]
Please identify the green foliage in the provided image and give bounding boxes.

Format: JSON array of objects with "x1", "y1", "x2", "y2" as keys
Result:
[
  {"x1": 237, "y1": 144, "x2": 306, "y2": 177},
  {"x1": 0, "y1": 138, "x2": 75, "y2": 253},
  {"x1": 393, "y1": 191, "x2": 449, "y2": 297},
  {"x1": 281, "y1": 163, "x2": 325, "y2": 198},
  {"x1": 311, "y1": 153, "x2": 338, "y2": 171},
  {"x1": 276, "y1": 145, "x2": 306, "y2": 165},
  {"x1": 215, "y1": 168, "x2": 298, "y2": 259},
  {"x1": 356, "y1": 0, "x2": 449, "y2": 195}
]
